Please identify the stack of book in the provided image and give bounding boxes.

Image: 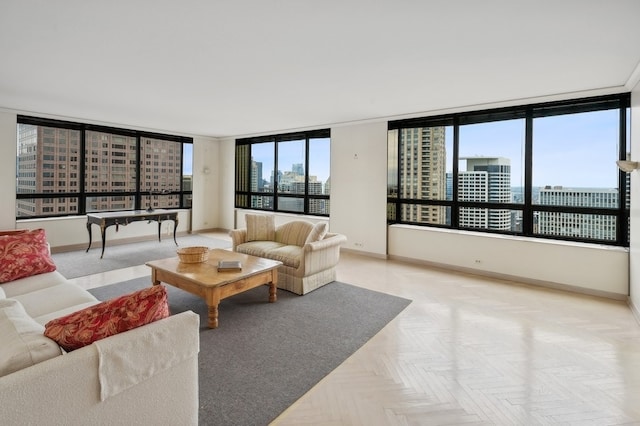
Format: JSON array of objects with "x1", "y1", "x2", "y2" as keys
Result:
[{"x1": 217, "y1": 260, "x2": 242, "y2": 271}]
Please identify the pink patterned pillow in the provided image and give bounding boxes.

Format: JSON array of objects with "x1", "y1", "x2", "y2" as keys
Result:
[
  {"x1": 44, "y1": 285, "x2": 169, "y2": 352},
  {"x1": 0, "y1": 229, "x2": 56, "y2": 283}
]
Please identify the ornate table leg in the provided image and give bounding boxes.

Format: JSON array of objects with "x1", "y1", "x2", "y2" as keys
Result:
[
  {"x1": 85, "y1": 221, "x2": 92, "y2": 252},
  {"x1": 173, "y1": 216, "x2": 179, "y2": 246},
  {"x1": 100, "y1": 224, "x2": 107, "y2": 259}
]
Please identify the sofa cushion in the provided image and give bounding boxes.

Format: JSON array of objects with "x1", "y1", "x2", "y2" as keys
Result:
[
  {"x1": 13, "y1": 281, "x2": 99, "y2": 323},
  {"x1": 0, "y1": 298, "x2": 62, "y2": 377},
  {"x1": 305, "y1": 222, "x2": 328, "y2": 244},
  {"x1": 0, "y1": 229, "x2": 56, "y2": 284},
  {"x1": 246, "y1": 214, "x2": 276, "y2": 242},
  {"x1": 267, "y1": 245, "x2": 303, "y2": 269},
  {"x1": 236, "y1": 241, "x2": 285, "y2": 258},
  {"x1": 44, "y1": 285, "x2": 169, "y2": 352},
  {"x1": 276, "y1": 221, "x2": 314, "y2": 247},
  {"x1": 1, "y1": 270, "x2": 69, "y2": 299}
]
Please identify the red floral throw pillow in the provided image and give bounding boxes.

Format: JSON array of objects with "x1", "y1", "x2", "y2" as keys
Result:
[
  {"x1": 0, "y1": 228, "x2": 56, "y2": 283},
  {"x1": 44, "y1": 285, "x2": 169, "y2": 352}
]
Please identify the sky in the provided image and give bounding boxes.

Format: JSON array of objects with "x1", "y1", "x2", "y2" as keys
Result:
[
  {"x1": 453, "y1": 109, "x2": 623, "y2": 188},
  {"x1": 238, "y1": 108, "x2": 625, "y2": 189}
]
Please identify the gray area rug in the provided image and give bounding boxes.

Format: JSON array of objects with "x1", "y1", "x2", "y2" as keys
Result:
[
  {"x1": 89, "y1": 278, "x2": 411, "y2": 426},
  {"x1": 52, "y1": 235, "x2": 230, "y2": 278}
]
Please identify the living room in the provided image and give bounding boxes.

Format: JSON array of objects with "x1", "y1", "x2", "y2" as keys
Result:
[{"x1": 2, "y1": 1, "x2": 640, "y2": 424}]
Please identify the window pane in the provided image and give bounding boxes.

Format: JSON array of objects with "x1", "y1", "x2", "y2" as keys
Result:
[
  {"x1": 251, "y1": 195, "x2": 273, "y2": 210},
  {"x1": 400, "y1": 203, "x2": 451, "y2": 225},
  {"x1": 399, "y1": 126, "x2": 452, "y2": 202},
  {"x1": 84, "y1": 131, "x2": 137, "y2": 194},
  {"x1": 182, "y1": 142, "x2": 193, "y2": 192},
  {"x1": 309, "y1": 197, "x2": 329, "y2": 215},
  {"x1": 387, "y1": 130, "x2": 398, "y2": 198},
  {"x1": 86, "y1": 196, "x2": 134, "y2": 213},
  {"x1": 535, "y1": 211, "x2": 617, "y2": 241},
  {"x1": 459, "y1": 119, "x2": 524, "y2": 205},
  {"x1": 532, "y1": 110, "x2": 619, "y2": 206},
  {"x1": 278, "y1": 196, "x2": 304, "y2": 212},
  {"x1": 16, "y1": 197, "x2": 79, "y2": 218},
  {"x1": 251, "y1": 142, "x2": 275, "y2": 200},
  {"x1": 309, "y1": 136, "x2": 330, "y2": 196},
  {"x1": 277, "y1": 139, "x2": 305, "y2": 195},
  {"x1": 459, "y1": 208, "x2": 522, "y2": 232},
  {"x1": 17, "y1": 124, "x2": 82, "y2": 217}
]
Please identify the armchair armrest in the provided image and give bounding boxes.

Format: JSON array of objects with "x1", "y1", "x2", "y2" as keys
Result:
[
  {"x1": 304, "y1": 232, "x2": 347, "y2": 252},
  {"x1": 302, "y1": 233, "x2": 347, "y2": 275},
  {"x1": 229, "y1": 229, "x2": 247, "y2": 250}
]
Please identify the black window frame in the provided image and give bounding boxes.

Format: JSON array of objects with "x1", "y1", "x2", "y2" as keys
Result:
[
  {"x1": 388, "y1": 93, "x2": 631, "y2": 247},
  {"x1": 235, "y1": 129, "x2": 331, "y2": 216},
  {"x1": 16, "y1": 115, "x2": 193, "y2": 219}
]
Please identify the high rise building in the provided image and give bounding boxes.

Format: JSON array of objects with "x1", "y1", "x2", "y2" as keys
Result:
[
  {"x1": 458, "y1": 157, "x2": 511, "y2": 231},
  {"x1": 538, "y1": 186, "x2": 618, "y2": 240},
  {"x1": 16, "y1": 125, "x2": 184, "y2": 216},
  {"x1": 398, "y1": 127, "x2": 447, "y2": 224}
]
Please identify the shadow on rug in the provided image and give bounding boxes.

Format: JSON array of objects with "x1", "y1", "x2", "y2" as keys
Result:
[
  {"x1": 52, "y1": 234, "x2": 230, "y2": 278},
  {"x1": 89, "y1": 278, "x2": 411, "y2": 426}
]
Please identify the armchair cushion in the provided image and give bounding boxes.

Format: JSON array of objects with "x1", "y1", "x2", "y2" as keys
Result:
[
  {"x1": 246, "y1": 214, "x2": 275, "y2": 242},
  {"x1": 305, "y1": 222, "x2": 328, "y2": 244}
]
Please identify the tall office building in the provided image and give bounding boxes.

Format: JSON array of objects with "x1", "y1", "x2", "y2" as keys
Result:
[
  {"x1": 538, "y1": 186, "x2": 618, "y2": 240},
  {"x1": 16, "y1": 125, "x2": 184, "y2": 216},
  {"x1": 398, "y1": 127, "x2": 447, "y2": 224},
  {"x1": 458, "y1": 157, "x2": 511, "y2": 230}
]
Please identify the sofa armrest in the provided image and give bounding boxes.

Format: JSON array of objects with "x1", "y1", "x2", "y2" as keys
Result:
[
  {"x1": 229, "y1": 228, "x2": 247, "y2": 250},
  {"x1": 304, "y1": 232, "x2": 347, "y2": 252},
  {"x1": 0, "y1": 311, "x2": 200, "y2": 425},
  {"x1": 302, "y1": 233, "x2": 347, "y2": 275}
]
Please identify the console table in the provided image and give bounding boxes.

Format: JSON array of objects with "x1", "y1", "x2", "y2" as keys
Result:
[{"x1": 86, "y1": 209, "x2": 179, "y2": 259}]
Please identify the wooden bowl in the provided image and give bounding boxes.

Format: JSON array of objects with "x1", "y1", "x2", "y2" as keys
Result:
[{"x1": 176, "y1": 246, "x2": 209, "y2": 263}]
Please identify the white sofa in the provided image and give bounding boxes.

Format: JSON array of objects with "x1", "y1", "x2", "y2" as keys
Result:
[
  {"x1": 230, "y1": 218, "x2": 347, "y2": 295},
  {"x1": 0, "y1": 269, "x2": 200, "y2": 425}
]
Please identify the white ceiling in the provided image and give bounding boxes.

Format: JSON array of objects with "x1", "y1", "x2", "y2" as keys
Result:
[{"x1": 1, "y1": 1, "x2": 639, "y2": 138}]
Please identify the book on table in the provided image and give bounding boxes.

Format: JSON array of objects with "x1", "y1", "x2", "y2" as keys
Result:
[{"x1": 217, "y1": 260, "x2": 242, "y2": 271}]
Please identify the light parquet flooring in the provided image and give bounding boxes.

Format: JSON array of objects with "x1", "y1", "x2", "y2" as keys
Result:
[
  {"x1": 72, "y1": 232, "x2": 640, "y2": 425},
  {"x1": 273, "y1": 252, "x2": 640, "y2": 425}
]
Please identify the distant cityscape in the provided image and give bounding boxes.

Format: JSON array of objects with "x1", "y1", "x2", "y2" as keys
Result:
[
  {"x1": 390, "y1": 127, "x2": 625, "y2": 241},
  {"x1": 249, "y1": 159, "x2": 330, "y2": 214}
]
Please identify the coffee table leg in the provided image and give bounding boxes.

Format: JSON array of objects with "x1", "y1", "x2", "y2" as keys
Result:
[
  {"x1": 207, "y1": 304, "x2": 219, "y2": 329},
  {"x1": 268, "y1": 281, "x2": 277, "y2": 303}
]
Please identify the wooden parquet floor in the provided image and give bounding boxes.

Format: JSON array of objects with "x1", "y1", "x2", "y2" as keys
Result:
[
  {"x1": 71, "y1": 233, "x2": 640, "y2": 425},
  {"x1": 272, "y1": 251, "x2": 640, "y2": 426}
]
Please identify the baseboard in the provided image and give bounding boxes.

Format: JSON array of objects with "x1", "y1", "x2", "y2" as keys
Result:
[
  {"x1": 341, "y1": 247, "x2": 388, "y2": 260},
  {"x1": 388, "y1": 254, "x2": 627, "y2": 301},
  {"x1": 629, "y1": 298, "x2": 640, "y2": 325}
]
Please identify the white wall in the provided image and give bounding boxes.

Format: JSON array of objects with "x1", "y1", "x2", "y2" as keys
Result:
[
  {"x1": 629, "y1": 84, "x2": 640, "y2": 314},
  {"x1": 190, "y1": 135, "x2": 220, "y2": 231},
  {"x1": 389, "y1": 225, "x2": 628, "y2": 298},
  {"x1": 330, "y1": 122, "x2": 388, "y2": 256},
  {"x1": 0, "y1": 111, "x2": 17, "y2": 229}
]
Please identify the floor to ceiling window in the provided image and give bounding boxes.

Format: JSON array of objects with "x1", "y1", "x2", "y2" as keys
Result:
[
  {"x1": 16, "y1": 116, "x2": 193, "y2": 218},
  {"x1": 388, "y1": 93, "x2": 630, "y2": 246},
  {"x1": 235, "y1": 129, "x2": 331, "y2": 216}
]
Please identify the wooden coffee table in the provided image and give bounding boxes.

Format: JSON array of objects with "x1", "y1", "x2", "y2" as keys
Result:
[{"x1": 146, "y1": 249, "x2": 282, "y2": 329}]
